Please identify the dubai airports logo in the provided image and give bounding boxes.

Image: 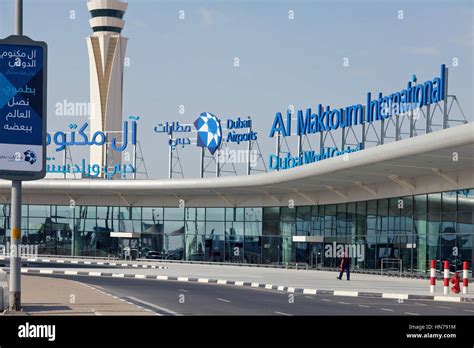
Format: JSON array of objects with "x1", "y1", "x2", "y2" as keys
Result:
[
  {"x1": 23, "y1": 150, "x2": 37, "y2": 165},
  {"x1": 194, "y1": 112, "x2": 222, "y2": 155}
]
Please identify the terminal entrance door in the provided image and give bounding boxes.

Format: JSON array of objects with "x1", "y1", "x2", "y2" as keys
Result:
[
  {"x1": 292, "y1": 236, "x2": 325, "y2": 268},
  {"x1": 310, "y1": 243, "x2": 324, "y2": 268},
  {"x1": 110, "y1": 232, "x2": 142, "y2": 260},
  {"x1": 118, "y1": 237, "x2": 140, "y2": 260}
]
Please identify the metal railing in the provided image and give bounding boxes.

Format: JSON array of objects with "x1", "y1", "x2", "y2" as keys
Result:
[{"x1": 381, "y1": 258, "x2": 402, "y2": 277}]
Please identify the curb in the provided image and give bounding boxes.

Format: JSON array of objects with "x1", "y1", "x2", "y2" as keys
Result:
[
  {"x1": 0, "y1": 257, "x2": 168, "y2": 270},
  {"x1": 137, "y1": 259, "x2": 474, "y2": 281},
  {"x1": 2, "y1": 257, "x2": 472, "y2": 281},
  {"x1": 9, "y1": 267, "x2": 474, "y2": 304}
]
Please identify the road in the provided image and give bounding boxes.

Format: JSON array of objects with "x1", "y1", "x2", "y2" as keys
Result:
[{"x1": 28, "y1": 274, "x2": 474, "y2": 316}]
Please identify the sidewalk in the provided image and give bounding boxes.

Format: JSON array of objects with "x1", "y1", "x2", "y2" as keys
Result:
[{"x1": 2, "y1": 275, "x2": 153, "y2": 316}]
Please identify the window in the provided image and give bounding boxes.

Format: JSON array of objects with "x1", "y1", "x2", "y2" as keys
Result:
[
  {"x1": 90, "y1": 9, "x2": 125, "y2": 19},
  {"x1": 206, "y1": 208, "x2": 225, "y2": 221},
  {"x1": 164, "y1": 208, "x2": 184, "y2": 221},
  {"x1": 263, "y1": 207, "x2": 279, "y2": 236},
  {"x1": 226, "y1": 208, "x2": 244, "y2": 221},
  {"x1": 92, "y1": 26, "x2": 122, "y2": 33}
]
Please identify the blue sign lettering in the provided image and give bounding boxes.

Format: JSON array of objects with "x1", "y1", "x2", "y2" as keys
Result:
[{"x1": 270, "y1": 65, "x2": 446, "y2": 138}]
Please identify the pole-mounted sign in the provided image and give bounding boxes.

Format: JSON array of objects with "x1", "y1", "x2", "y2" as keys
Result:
[{"x1": 0, "y1": 35, "x2": 47, "y2": 180}]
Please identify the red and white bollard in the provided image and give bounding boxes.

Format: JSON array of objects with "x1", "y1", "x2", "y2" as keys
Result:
[
  {"x1": 430, "y1": 260, "x2": 436, "y2": 293},
  {"x1": 462, "y1": 261, "x2": 469, "y2": 294},
  {"x1": 443, "y1": 260, "x2": 449, "y2": 295}
]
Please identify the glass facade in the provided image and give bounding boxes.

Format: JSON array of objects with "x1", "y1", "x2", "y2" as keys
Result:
[{"x1": 0, "y1": 189, "x2": 472, "y2": 274}]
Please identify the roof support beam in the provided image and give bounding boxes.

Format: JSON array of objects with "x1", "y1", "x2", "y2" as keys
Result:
[
  {"x1": 58, "y1": 191, "x2": 76, "y2": 204},
  {"x1": 215, "y1": 191, "x2": 233, "y2": 207},
  {"x1": 432, "y1": 168, "x2": 458, "y2": 186},
  {"x1": 326, "y1": 186, "x2": 347, "y2": 199},
  {"x1": 117, "y1": 193, "x2": 132, "y2": 207},
  {"x1": 388, "y1": 175, "x2": 416, "y2": 191},
  {"x1": 173, "y1": 194, "x2": 184, "y2": 205},
  {"x1": 292, "y1": 189, "x2": 317, "y2": 205},
  {"x1": 354, "y1": 181, "x2": 377, "y2": 196},
  {"x1": 264, "y1": 191, "x2": 280, "y2": 204}
]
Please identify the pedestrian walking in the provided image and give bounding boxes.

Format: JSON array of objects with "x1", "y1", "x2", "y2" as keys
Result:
[{"x1": 337, "y1": 252, "x2": 350, "y2": 280}]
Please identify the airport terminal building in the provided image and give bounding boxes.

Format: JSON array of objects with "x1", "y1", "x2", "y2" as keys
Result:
[{"x1": 0, "y1": 1, "x2": 472, "y2": 275}]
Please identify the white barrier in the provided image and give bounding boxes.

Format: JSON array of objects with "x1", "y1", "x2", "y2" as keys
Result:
[{"x1": 0, "y1": 270, "x2": 9, "y2": 311}]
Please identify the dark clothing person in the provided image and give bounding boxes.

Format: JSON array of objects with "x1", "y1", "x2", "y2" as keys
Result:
[{"x1": 337, "y1": 255, "x2": 350, "y2": 280}]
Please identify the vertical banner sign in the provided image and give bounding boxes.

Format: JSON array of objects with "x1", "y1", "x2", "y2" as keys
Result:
[{"x1": 0, "y1": 35, "x2": 47, "y2": 180}]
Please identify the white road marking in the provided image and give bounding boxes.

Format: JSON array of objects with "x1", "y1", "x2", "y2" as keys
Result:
[
  {"x1": 380, "y1": 308, "x2": 394, "y2": 312},
  {"x1": 338, "y1": 301, "x2": 349, "y2": 305},
  {"x1": 415, "y1": 303, "x2": 427, "y2": 306},
  {"x1": 178, "y1": 289, "x2": 189, "y2": 293},
  {"x1": 305, "y1": 296, "x2": 314, "y2": 299},
  {"x1": 382, "y1": 293, "x2": 409, "y2": 300},
  {"x1": 358, "y1": 305, "x2": 370, "y2": 308},
  {"x1": 302, "y1": 289, "x2": 317, "y2": 295},
  {"x1": 321, "y1": 298, "x2": 332, "y2": 302},
  {"x1": 334, "y1": 291, "x2": 358, "y2": 297},
  {"x1": 437, "y1": 306, "x2": 451, "y2": 309},
  {"x1": 274, "y1": 311, "x2": 292, "y2": 316},
  {"x1": 405, "y1": 312, "x2": 420, "y2": 316},
  {"x1": 216, "y1": 298, "x2": 231, "y2": 303},
  {"x1": 434, "y1": 296, "x2": 461, "y2": 303},
  {"x1": 463, "y1": 309, "x2": 474, "y2": 313},
  {"x1": 126, "y1": 296, "x2": 182, "y2": 316}
]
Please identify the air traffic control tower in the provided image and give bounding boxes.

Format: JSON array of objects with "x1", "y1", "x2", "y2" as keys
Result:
[{"x1": 86, "y1": 0, "x2": 128, "y2": 177}]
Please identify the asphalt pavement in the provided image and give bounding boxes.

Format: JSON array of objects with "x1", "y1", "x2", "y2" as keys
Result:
[{"x1": 29, "y1": 274, "x2": 474, "y2": 316}]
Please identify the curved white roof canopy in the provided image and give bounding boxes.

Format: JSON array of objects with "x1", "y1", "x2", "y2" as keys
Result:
[{"x1": 0, "y1": 123, "x2": 473, "y2": 207}]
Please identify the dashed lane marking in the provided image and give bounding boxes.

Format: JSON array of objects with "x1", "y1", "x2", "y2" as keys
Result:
[
  {"x1": 126, "y1": 296, "x2": 182, "y2": 316},
  {"x1": 216, "y1": 298, "x2": 231, "y2": 303}
]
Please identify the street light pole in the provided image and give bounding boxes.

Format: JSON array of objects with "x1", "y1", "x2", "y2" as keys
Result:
[
  {"x1": 9, "y1": 0, "x2": 24, "y2": 312},
  {"x1": 15, "y1": 0, "x2": 23, "y2": 36}
]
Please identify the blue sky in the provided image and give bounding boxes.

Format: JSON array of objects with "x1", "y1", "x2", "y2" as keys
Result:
[{"x1": 1, "y1": 0, "x2": 472, "y2": 179}]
